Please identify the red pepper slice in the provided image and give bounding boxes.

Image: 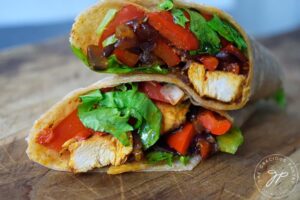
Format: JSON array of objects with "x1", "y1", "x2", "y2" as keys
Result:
[
  {"x1": 153, "y1": 39, "x2": 181, "y2": 67},
  {"x1": 37, "y1": 110, "x2": 93, "y2": 151},
  {"x1": 99, "y1": 5, "x2": 145, "y2": 48},
  {"x1": 199, "y1": 56, "x2": 219, "y2": 71},
  {"x1": 167, "y1": 123, "x2": 196, "y2": 155},
  {"x1": 114, "y1": 49, "x2": 139, "y2": 67},
  {"x1": 197, "y1": 111, "x2": 232, "y2": 135},
  {"x1": 147, "y1": 11, "x2": 199, "y2": 50}
]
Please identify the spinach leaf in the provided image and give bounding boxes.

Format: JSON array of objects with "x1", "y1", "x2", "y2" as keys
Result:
[
  {"x1": 158, "y1": 0, "x2": 174, "y2": 11},
  {"x1": 185, "y1": 9, "x2": 220, "y2": 55},
  {"x1": 207, "y1": 14, "x2": 247, "y2": 50},
  {"x1": 147, "y1": 151, "x2": 174, "y2": 166},
  {"x1": 171, "y1": 8, "x2": 189, "y2": 28},
  {"x1": 104, "y1": 55, "x2": 168, "y2": 74},
  {"x1": 71, "y1": 45, "x2": 89, "y2": 66},
  {"x1": 216, "y1": 127, "x2": 244, "y2": 154},
  {"x1": 78, "y1": 85, "x2": 162, "y2": 149}
]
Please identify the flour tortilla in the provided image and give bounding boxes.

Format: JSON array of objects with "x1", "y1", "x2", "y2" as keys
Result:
[
  {"x1": 26, "y1": 74, "x2": 257, "y2": 174},
  {"x1": 70, "y1": 0, "x2": 282, "y2": 111}
]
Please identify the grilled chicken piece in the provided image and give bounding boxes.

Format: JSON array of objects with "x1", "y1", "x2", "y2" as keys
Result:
[
  {"x1": 187, "y1": 62, "x2": 245, "y2": 102},
  {"x1": 156, "y1": 102, "x2": 190, "y2": 134},
  {"x1": 187, "y1": 62, "x2": 206, "y2": 95},
  {"x1": 67, "y1": 134, "x2": 133, "y2": 173},
  {"x1": 204, "y1": 71, "x2": 245, "y2": 102}
]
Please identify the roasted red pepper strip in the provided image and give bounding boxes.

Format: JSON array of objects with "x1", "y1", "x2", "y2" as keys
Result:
[
  {"x1": 153, "y1": 39, "x2": 181, "y2": 67},
  {"x1": 114, "y1": 49, "x2": 139, "y2": 67},
  {"x1": 37, "y1": 110, "x2": 93, "y2": 151},
  {"x1": 199, "y1": 56, "x2": 219, "y2": 71},
  {"x1": 147, "y1": 11, "x2": 199, "y2": 50},
  {"x1": 197, "y1": 111, "x2": 232, "y2": 135},
  {"x1": 167, "y1": 123, "x2": 196, "y2": 155},
  {"x1": 99, "y1": 5, "x2": 145, "y2": 48}
]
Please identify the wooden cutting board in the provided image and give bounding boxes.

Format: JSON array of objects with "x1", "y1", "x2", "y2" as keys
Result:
[{"x1": 1, "y1": 31, "x2": 300, "y2": 199}]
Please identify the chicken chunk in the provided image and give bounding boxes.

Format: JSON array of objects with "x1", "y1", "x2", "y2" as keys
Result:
[
  {"x1": 204, "y1": 71, "x2": 245, "y2": 102},
  {"x1": 187, "y1": 62, "x2": 245, "y2": 102},
  {"x1": 67, "y1": 134, "x2": 133, "y2": 173},
  {"x1": 156, "y1": 102, "x2": 190, "y2": 134},
  {"x1": 187, "y1": 62, "x2": 206, "y2": 95}
]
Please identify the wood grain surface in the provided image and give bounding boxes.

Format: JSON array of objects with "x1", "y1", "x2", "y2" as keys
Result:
[{"x1": 1, "y1": 30, "x2": 300, "y2": 199}]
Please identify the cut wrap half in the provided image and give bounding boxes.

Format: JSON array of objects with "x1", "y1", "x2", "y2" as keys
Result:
[
  {"x1": 27, "y1": 75, "x2": 257, "y2": 174},
  {"x1": 70, "y1": 0, "x2": 283, "y2": 110}
]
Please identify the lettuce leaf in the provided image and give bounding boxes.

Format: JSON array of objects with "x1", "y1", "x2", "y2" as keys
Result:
[
  {"x1": 158, "y1": 0, "x2": 174, "y2": 11},
  {"x1": 185, "y1": 9, "x2": 220, "y2": 55},
  {"x1": 216, "y1": 127, "x2": 244, "y2": 154},
  {"x1": 78, "y1": 84, "x2": 162, "y2": 149},
  {"x1": 104, "y1": 55, "x2": 169, "y2": 74},
  {"x1": 207, "y1": 15, "x2": 247, "y2": 50},
  {"x1": 171, "y1": 8, "x2": 189, "y2": 28},
  {"x1": 71, "y1": 45, "x2": 89, "y2": 66}
]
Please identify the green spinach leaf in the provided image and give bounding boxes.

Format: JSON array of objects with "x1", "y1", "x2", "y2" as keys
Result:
[
  {"x1": 158, "y1": 0, "x2": 174, "y2": 11},
  {"x1": 185, "y1": 9, "x2": 220, "y2": 55},
  {"x1": 171, "y1": 8, "x2": 189, "y2": 28},
  {"x1": 207, "y1": 14, "x2": 247, "y2": 50}
]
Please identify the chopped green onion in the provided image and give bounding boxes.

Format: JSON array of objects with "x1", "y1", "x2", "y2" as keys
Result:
[
  {"x1": 96, "y1": 9, "x2": 118, "y2": 36},
  {"x1": 102, "y1": 34, "x2": 118, "y2": 47}
]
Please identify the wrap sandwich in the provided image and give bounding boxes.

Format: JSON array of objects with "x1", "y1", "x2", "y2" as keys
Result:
[
  {"x1": 27, "y1": 75, "x2": 257, "y2": 174},
  {"x1": 70, "y1": 0, "x2": 282, "y2": 110}
]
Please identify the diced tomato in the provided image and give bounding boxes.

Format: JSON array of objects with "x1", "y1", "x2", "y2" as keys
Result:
[
  {"x1": 153, "y1": 40, "x2": 180, "y2": 67},
  {"x1": 114, "y1": 49, "x2": 139, "y2": 67},
  {"x1": 197, "y1": 111, "x2": 232, "y2": 135},
  {"x1": 199, "y1": 56, "x2": 219, "y2": 71},
  {"x1": 147, "y1": 11, "x2": 199, "y2": 50},
  {"x1": 99, "y1": 5, "x2": 145, "y2": 48},
  {"x1": 139, "y1": 82, "x2": 170, "y2": 104},
  {"x1": 37, "y1": 110, "x2": 93, "y2": 151},
  {"x1": 167, "y1": 123, "x2": 196, "y2": 155},
  {"x1": 222, "y1": 44, "x2": 247, "y2": 63}
]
